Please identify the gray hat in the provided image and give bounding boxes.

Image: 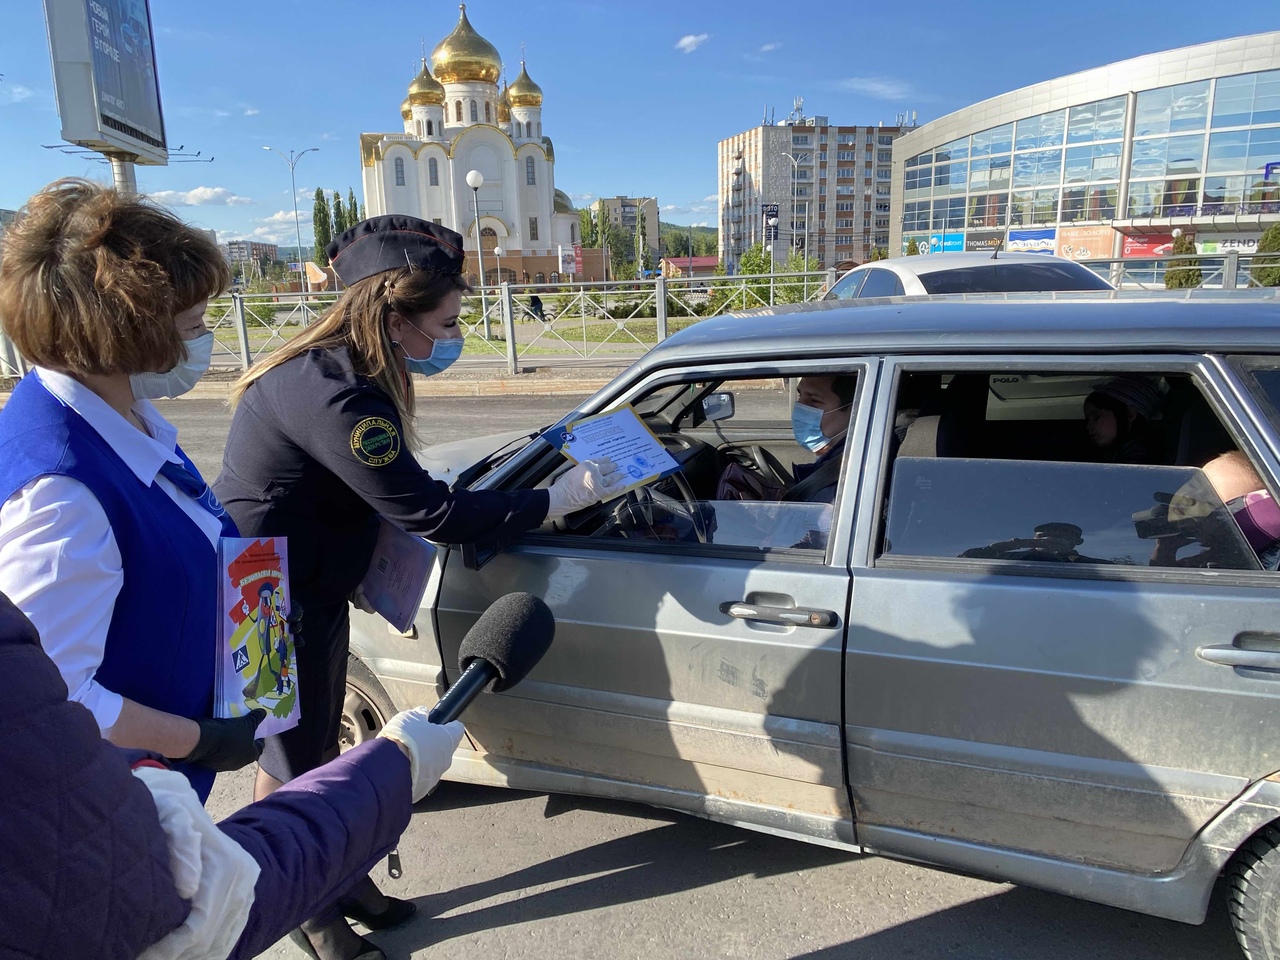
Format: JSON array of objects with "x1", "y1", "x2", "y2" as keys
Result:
[{"x1": 1089, "y1": 375, "x2": 1163, "y2": 421}]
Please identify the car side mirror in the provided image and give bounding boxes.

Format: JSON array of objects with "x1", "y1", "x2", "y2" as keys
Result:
[{"x1": 702, "y1": 392, "x2": 735, "y2": 422}]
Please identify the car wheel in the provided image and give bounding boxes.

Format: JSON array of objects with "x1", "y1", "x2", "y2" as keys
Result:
[
  {"x1": 340, "y1": 653, "x2": 396, "y2": 753},
  {"x1": 1229, "y1": 822, "x2": 1280, "y2": 960}
]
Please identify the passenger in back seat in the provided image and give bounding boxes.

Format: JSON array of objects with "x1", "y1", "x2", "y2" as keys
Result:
[{"x1": 1084, "y1": 375, "x2": 1164, "y2": 464}]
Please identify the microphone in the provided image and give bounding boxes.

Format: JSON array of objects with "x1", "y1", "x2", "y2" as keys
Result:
[{"x1": 427, "y1": 592, "x2": 554, "y2": 724}]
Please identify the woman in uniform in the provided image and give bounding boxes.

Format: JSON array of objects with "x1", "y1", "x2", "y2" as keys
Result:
[
  {"x1": 215, "y1": 215, "x2": 623, "y2": 960},
  {"x1": 0, "y1": 179, "x2": 265, "y2": 802}
]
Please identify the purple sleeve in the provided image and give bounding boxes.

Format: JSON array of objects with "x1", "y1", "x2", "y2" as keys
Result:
[{"x1": 221, "y1": 738, "x2": 413, "y2": 959}]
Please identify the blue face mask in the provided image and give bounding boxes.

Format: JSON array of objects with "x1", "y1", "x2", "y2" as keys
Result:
[
  {"x1": 399, "y1": 332, "x2": 464, "y2": 377},
  {"x1": 792, "y1": 401, "x2": 831, "y2": 453}
]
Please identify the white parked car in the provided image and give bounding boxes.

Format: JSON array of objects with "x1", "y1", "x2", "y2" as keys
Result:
[{"x1": 824, "y1": 251, "x2": 1114, "y2": 299}]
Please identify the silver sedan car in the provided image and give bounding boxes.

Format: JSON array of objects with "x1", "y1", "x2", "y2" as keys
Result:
[
  {"x1": 346, "y1": 291, "x2": 1280, "y2": 960},
  {"x1": 824, "y1": 251, "x2": 1114, "y2": 298}
]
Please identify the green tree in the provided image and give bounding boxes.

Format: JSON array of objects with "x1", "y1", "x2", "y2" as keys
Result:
[
  {"x1": 1164, "y1": 232, "x2": 1202, "y2": 289},
  {"x1": 637, "y1": 215, "x2": 652, "y2": 275},
  {"x1": 1257, "y1": 223, "x2": 1280, "y2": 287},
  {"x1": 869, "y1": 247, "x2": 889, "y2": 262},
  {"x1": 347, "y1": 188, "x2": 361, "y2": 228},
  {"x1": 905, "y1": 239, "x2": 921, "y2": 256},
  {"x1": 312, "y1": 188, "x2": 332, "y2": 266},
  {"x1": 331, "y1": 191, "x2": 347, "y2": 237},
  {"x1": 579, "y1": 208, "x2": 595, "y2": 248}
]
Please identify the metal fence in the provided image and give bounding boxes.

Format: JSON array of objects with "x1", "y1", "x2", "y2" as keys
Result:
[{"x1": 0, "y1": 256, "x2": 1276, "y2": 380}]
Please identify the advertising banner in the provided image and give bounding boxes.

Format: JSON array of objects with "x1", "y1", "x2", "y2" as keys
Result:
[
  {"x1": 1195, "y1": 233, "x2": 1261, "y2": 254},
  {"x1": 964, "y1": 230, "x2": 1005, "y2": 253},
  {"x1": 573, "y1": 242, "x2": 583, "y2": 274},
  {"x1": 1056, "y1": 225, "x2": 1115, "y2": 261},
  {"x1": 1121, "y1": 234, "x2": 1176, "y2": 258},
  {"x1": 558, "y1": 244, "x2": 575, "y2": 275},
  {"x1": 85, "y1": 0, "x2": 165, "y2": 147},
  {"x1": 926, "y1": 232, "x2": 963, "y2": 254},
  {"x1": 761, "y1": 203, "x2": 780, "y2": 241},
  {"x1": 902, "y1": 235, "x2": 928, "y2": 256},
  {"x1": 1006, "y1": 228, "x2": 1057, "y2": 255}
]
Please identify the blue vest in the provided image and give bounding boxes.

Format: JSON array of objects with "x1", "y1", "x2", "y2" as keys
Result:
[{"x1": 0, "y1": 375, "x2": 218, "y2": 799}]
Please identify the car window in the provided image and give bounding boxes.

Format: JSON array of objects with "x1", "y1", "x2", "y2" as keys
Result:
[
  {"x1": 880, "y1": 367, "x2": 1274, "y2": 573},
  {"x1": 884, "y1": 458, "x2": 1259, "y2": 570},
  {"x1": 1231, "y1": 357, "x2": 1280, "y2": 435},
  {"x1": 918, "y1": 262, "x2": 1112, "y2": 295},
  {"x1": 826, "y1": 268, "x2": 868, "y2": 301},
  {"x1": 857, "y1": 269, "x2": 905, "y2": 298},
  {"x1": 529, "y1": 372, "x2": 860, "y2": 558}
]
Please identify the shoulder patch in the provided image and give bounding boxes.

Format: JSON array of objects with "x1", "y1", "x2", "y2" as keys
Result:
[{"x1": 350, "y1": 417, "x2": 401, "y2": 467}]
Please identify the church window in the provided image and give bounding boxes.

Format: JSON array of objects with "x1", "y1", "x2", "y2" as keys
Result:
[
  {"x1": 537, "y1": 122, "x2": 542, "y2": 138},
  {"x1": 455, "y1": 100, "x2": 462, "y2": 122},
  {"x1": 480, "y1": 226, "x2": 498, "y2": 255},
  {"x1": 571, "y1": 222, "x2": 577, "y2": 242},
  {"x1": 535, "y1": 272, "x2": 546, "y2": 283},
  {"x1": 429, "y1": 157, "x2": 439, "y2": 186},
  {"x1": 394, "y1": 157, "x2": 405, "y2": 186},
  {"x1": 525, "y1": 156, "x2": 536, "y2": 185},
  {"x1": 427, "y1": 119, "x2": 433, "y2": 136},
  {"x1": 470, "y1": 100, "x2": 478, "y2": 122},
  {"x1": 529, "y1": 216, "x2": 539, "y2": 241},
  {"x1": 485, "y1": 101, "x2": 491, "y2": 123}
]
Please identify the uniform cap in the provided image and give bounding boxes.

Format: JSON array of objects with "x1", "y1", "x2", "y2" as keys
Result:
[{"x1": 327, "y1": 215, "x2": 465, "y2": 286}]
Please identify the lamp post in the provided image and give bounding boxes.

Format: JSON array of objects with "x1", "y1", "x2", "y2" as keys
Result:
[
  {"x1": 263, "y1": 146, "x2": 318, "y2": 292},
  {"x1": 465, "y1": 169, "x2": 491, "y2": 339},
  {"x1": 493, "y1": 245, "x2": 504, "y2": 284},
  {"x1": 781, "y1": 152, "x2": 810, "y2": 260}
]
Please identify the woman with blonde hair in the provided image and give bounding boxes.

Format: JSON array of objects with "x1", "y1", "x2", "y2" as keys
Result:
[
  {"x1": 215, "y1": 215, "x2": 622, "y2": 960},
  {"x1": 0, "y1": 179, "x2": 265, "y2": 801}
]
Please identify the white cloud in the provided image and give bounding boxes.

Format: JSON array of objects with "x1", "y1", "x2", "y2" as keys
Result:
[
  {"x1": 758, "y1": 42, "x2": 781, "y2": 53},
  {"x1": 662, "y1": 204, "x2": 679, "y2": 212},
  {"x1": 675, "y1": 33, "x2": 709, "y2": 54},
  {"x1": 690, "y1": 221, "x2": 709, "y2": 228},
  {"x1": 837, "y1": 76, "x2": 913, "y2": 101},
  {"x1": 243, "y1": 106, "x2": 260, "y2": 116},
  {"x1": 260, "y1": 210, "x2": 300, "y2": 225},
  {"x1": 2, "y1": 85, "x2": 34, "y2": 104},
  {"x1": 702, "y1": 194, "x2": 718, "y2": 202},
  {"x1": 149, "y1": 186, "x2": 255, "y2": 206}
]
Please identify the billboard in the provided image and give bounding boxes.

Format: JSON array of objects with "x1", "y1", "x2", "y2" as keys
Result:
[
  {"x1": 1121, "y1": 234, "x2": 1176, "y2": 258},
  {"x1": 43, "y1": 0, "x2": 167, "y2": 164},
  {"x1": 965, "y1": 230, "x2": 1004, "y2": 253},
  {"x1": 1056, "y1": 225, "x2": 1115, "y2": 261},
  {"x1": 1006, "y1": 228, "x2": 1056, "y2": 254},
  {"x1": 761, "y1": 203, "x2": 780, "y2": 241},
  {"x1": 902, "y1": 235, "x2": 928, "y2": 255},
  {"x1": 925, "y1": 232, "x2": 963, "y2": 254},
  {"x1": 1196, "y1": 233, "x2": 1261, "y2": 254}
]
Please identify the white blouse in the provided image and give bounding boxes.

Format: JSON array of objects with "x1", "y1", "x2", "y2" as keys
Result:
[{"x1": 0, "y1": 369, "x2": 222, "y2": 734}]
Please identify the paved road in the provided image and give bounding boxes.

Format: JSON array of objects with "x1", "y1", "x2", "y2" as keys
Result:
[{"x1": 161, "y1": 397, "x2": 1242, "y2": 960}]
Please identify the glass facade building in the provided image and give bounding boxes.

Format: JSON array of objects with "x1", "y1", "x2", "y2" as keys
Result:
[{"x1": 890, "y1": 33, "x2": 1280, "y2": 260}]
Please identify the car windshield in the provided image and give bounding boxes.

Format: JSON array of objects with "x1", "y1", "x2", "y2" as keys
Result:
[{"x1": 919, "y1": 262, "x2": 1113, "y2": 294}]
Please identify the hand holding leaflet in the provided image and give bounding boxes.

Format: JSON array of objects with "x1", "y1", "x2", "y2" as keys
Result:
[
  {"x1": 544, "y1": 405, "x2": 680, "y2": 495},
  {"x1": 546, "y1": 458, "x2": 628, "y2": 519}
]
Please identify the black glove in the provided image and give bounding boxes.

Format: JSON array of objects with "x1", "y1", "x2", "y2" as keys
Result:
[{"x1": 180, "y1": 708, "x2": 267, "y2": 772}]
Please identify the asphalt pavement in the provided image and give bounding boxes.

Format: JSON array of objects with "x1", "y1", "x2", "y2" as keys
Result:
[{"x1": 164, "y1": 396, "x2": 1243, "y2": 960}]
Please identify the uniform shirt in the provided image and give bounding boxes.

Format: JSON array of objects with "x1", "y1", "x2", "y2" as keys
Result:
[
  {"x1": 0, "y1": 368, "x2": 222, "y2": 733},
  {"x1": 215, "y1": 347, "x2": 549, "y2": 604}
]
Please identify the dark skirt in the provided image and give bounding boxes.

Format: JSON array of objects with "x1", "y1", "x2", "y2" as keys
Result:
[{"x1": 259, "y1": 599, "x2": 351, "y2": 782}]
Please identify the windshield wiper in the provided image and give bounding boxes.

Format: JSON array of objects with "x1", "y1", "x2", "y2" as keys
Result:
[{"x1": 451, "y1": 425, "x2": 552, "y2": 491}]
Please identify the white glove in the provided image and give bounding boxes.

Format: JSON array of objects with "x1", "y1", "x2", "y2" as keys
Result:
[
  {"x1": 377, "y1": 709, "x2": 465, "y2": 801},
  {"x1": 546, "y1": 458, "x2": 628, "y2": 519}
]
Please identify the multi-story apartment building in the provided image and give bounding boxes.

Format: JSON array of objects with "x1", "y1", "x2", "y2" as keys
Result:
[
  {"x1": 220, "y1": 240, "x2": 280, "y2": 265},
  {"x1": 596, "y1": 196, "x2": 661, "y2": 267},
  {"x1": 719, "y1": 112, "x2": 912, "y2": 272}
]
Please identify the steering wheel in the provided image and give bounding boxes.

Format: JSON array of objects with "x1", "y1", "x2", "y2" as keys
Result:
[
  {"x1": 593, "y1": 469, "x2": 708, "y2": 543},
  {"x1": 747, "y1": 445, "x2": 793, "y2": 488}
]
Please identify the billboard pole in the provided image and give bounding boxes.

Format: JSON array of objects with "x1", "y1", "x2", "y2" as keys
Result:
[{"x1": 107, "y1": 153, "x2": 138, "y2": 195}]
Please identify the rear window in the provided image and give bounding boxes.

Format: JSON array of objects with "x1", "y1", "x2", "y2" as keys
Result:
[
  {"x1": 1232, "y1": 357, "x2": 1280, "y2": 432},
  {"x1": 919, "y1": 262, "x2": 1113, "y2": 295}
]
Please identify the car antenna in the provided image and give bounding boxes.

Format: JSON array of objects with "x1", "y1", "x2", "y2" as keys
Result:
[{"x1": 990, "y1": 241, "x2": 1003, "y2": 260}]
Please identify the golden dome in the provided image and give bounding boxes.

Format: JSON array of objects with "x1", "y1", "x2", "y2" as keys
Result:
[
  {"x1": 400, "y1": 96, "x2": 412, "y2": 120},
  {"x1": 407, "y1": 59, "x2": 445, "y2": 106},
  {"x1": 497, "y1": 84, "x2": 511, "y2": 123},
  {"x1": 506, "y1": 61, "x2": 543, "y2": 107},
  {"x1": 431, "y1": 5, "x2": 501, "y2": 85}
]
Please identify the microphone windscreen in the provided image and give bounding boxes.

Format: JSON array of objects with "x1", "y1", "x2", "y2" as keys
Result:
[{"x1": 458, "y1": 593, "x2": 554, "y2": 692}]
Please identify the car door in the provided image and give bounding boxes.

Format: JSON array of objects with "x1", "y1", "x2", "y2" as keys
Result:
[
  {"x1": 433, "y1": 358, "x2": 877, "y2": 847},
  {"x1": 843, "y1": 355, "x2": 1280, "y2": 876}
]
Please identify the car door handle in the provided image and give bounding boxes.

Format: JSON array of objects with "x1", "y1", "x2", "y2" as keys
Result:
[
  {"x1": 1196, "y1": 644, "x2": 1280, "y2": 670},
  {"x1": 721, "y1": 602, "x2": 837, "y2": 628}
]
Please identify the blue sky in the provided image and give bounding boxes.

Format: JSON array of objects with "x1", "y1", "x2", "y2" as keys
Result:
[{"x1": 4, "y1": 1, "x2": 1279, "y2": 245}]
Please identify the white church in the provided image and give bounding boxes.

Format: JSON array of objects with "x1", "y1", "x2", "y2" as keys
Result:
[{"x1": 360, "y1": 5, "x2": 599, "y2": 283}]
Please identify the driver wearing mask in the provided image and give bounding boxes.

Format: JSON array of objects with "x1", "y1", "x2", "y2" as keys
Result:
[{"x1": 788, "y1": 375, "x2": 857, "y2": 504}]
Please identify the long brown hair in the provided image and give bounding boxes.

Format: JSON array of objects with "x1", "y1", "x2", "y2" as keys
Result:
[
  {"x1": 0, "y1": 179, "x2": 229, "y2": 376},
  {"x1": 231, "y1": 266, "x2": 467, "y2": 429}
]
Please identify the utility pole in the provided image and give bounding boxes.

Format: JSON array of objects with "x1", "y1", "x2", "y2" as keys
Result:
[{"x1": 263, "y1": 146, "x2": 319, "y2": 292}]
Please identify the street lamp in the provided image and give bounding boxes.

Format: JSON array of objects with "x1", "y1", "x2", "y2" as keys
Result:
[
  {"x1": 263, "y1": 146, "x2": 318, "y2": 293},
  {"x1": 465, "y1": 169, "x2": 491, "y2": 339},
  {"x1": 767, "y1": 217, "x2": 779, "y2": 273},
  {"x1": 493, "y1": 245, "x2": 504, "y2": 284},
  {"x1": 781, "y1": 151, "x2": 810, "y2": 261}
]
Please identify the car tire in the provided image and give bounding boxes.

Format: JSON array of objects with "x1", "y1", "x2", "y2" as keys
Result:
[
  {"x1": 1229, "y1": 822, "x2": 1280, "y2": 960},
  {"x1": 340, "y1": 653, "x2": 396, "y2": 754}
]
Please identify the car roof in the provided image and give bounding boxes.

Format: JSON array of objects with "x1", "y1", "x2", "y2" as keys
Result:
[
  {"x1": 859, "y1": 252, "x2": 1084, "y2": 276},
  {"x1": 636, "y1": 292, "x2": 1280, "y2": 376}
]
